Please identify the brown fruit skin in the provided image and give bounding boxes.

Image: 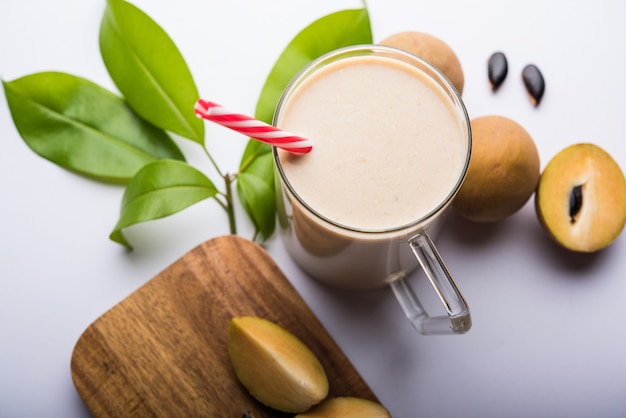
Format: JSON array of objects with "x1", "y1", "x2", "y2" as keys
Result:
[
  {"x1": 453, "y1": 116, "x2": 540, "y2": 222},
  {"x1": 535, "y1": 143, "x2": 626, "y2": 252},
  {"x1": 380, "y1": 31, "x2": 464, "y2": 94}
]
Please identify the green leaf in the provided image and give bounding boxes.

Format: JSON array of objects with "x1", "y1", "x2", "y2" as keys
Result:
[
  {"x1": 238, "y1": 7, "x2": 372, "y2": 241},
  {"x1": 237, "y1": 153, "x2": 276, "y2": 242},
  {"x1": 3, "y1": 72, "x2": 184, "y2": 182},
  {"x1": 100, "y1": 0, "x2": 204, "y2": 144},
  {"x1": 110, "y1": 159, "x2": 218, "y2": 248},
  {"x1": 255, "y1": 7, "x2": 373, "y2": 125}
]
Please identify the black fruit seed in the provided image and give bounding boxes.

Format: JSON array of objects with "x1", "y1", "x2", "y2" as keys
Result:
[
  {"x1": 488, "y1": 52, "x2": 508, "y2": 90},
  {"x1": 522, "y1": 64, "x2": 545, "y2": 106},
  {"x1": 569, "y1": 185, "x2": 583, "y2": 224}
]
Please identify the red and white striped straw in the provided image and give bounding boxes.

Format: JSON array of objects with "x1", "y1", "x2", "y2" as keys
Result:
[{"x1": 194, "y1": 99, "x2": 313, "y2": 154}]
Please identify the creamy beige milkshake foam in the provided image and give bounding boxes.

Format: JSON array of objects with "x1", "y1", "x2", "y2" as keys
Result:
[{"x1": 276, "y1": 55, "x2": 467, "y2": 231}]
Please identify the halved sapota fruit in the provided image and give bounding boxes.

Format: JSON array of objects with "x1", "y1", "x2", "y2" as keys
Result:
[
  {"x1": 535, "y1": 143, "x2": 626, "y2": 252},
  {"x1": 228, "y1": 316, "x2": 329, "y2": 413},
  {"x1": 295, "y1": 397, "x2": 391, "y2": 418}
]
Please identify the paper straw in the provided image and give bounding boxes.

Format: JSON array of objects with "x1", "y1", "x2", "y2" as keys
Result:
[{"x1": 194, "y1": 99, "x2": 313, "y2": 154}]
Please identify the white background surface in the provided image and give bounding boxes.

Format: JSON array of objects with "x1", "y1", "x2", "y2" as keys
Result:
[{"x1": 1, "y1": 1, "x2": 625, "y2": 417}]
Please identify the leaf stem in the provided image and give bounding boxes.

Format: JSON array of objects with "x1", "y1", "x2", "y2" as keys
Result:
[
  {"x1": 223, "y1": 173, "x2": 237, "y2": 235},
  {"x1": 203, "y1": 144, "x2": 237, "y2": 234},
  {"x1": 203, "y1": 145, "x2": 224, "y2": 177},
  {"x1": 213, "y1": 194, "x2": 229, "y2": 212}
]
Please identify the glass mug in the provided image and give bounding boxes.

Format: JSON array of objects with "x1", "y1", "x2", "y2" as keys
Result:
[{"x1": 272, "y1": 45, "x2": 472, "y2": 335}]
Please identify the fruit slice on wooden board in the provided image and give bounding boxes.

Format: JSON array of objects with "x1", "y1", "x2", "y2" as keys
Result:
[
  {"x1": 70, "y1": 235, "x2": 378, "y2": 417},
  {"x1": 296, "y1": 396, "x2": 391, "y2": 417},
  {"x1": 228, "y1": 316, "x2": 329, "y2": 413}
]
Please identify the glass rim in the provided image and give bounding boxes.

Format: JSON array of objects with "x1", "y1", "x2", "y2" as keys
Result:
[{"x1": 272, "y1": 44, "x2": 472, "y2": 235}]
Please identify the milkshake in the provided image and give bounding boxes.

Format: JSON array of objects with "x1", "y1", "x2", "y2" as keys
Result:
[
  {"x1": 276, "y1": 55, "x2": 466, "y2": 231},
  {"x1": 273, "y1": 45, "x2": 471, "y2": 293}
]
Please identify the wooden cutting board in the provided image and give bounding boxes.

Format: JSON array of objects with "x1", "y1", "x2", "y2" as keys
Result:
[{"x1": 71, "y1": 235, "x2": 377, "y2": 417}]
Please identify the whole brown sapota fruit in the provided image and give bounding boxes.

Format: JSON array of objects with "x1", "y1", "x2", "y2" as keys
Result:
[{"x1": 454, "y1": 115, "x2": 540, "y2": 222}]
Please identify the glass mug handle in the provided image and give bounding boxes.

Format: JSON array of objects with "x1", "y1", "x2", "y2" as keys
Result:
[{"x1": 387, "y1": 231, "x2": 471, "y2": 335}]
